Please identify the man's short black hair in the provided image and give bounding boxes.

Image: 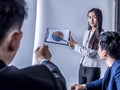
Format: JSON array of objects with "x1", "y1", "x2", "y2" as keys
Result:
[
  {"x1": 0, "y1": 0, "x2": 27, "y2": 45},
  {"x1": 98, "y1": 31, "x2": 120, "y2": 60}
]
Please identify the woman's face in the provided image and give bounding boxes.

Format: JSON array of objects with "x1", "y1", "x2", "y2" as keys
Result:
[{"x1": 88, "y1": 11, "x2": 97, "y2": 28}]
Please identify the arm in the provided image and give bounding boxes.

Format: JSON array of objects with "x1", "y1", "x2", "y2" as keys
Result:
[
  {"x1": 70, "y1": 79, "x2": 102, "y2": 90},
  {"x1": 74, "y1": 44, "x2": 98, "y2": 58},
  {"x1": 68, "y1": 32, "x2": 97, "y2": 58},
  {"x1": 42, "y1": 60, "x2": 66, "y2": 90},
  {"x1": 86, "y1": 78, "x2": 103, "y2": 90},
  {"x1": 35, "y1": 44, "x2": 66, "y2": 90},
  {"x1": 42, "y1": 60, "x2": 65, "y2": 80},
  {"x1": 75, "y1": 30, "x2": 97, "y2": 58}
]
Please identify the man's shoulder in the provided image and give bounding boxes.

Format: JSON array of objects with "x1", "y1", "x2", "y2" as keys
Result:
[
  {"x1": 0, "y1": 64, "x2": 57, "y2": 90},
  {"x1": 0, "y1": 64, "x2": 54, "y2": 80},
  {"x1": 112, "y1": 60, "x2": 120, "y2": 76},
  {"x1": 114, "y1": 60, "x2": 120, "y2": 68}
]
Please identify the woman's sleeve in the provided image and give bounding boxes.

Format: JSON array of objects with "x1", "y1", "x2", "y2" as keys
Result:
[
  {"x1": 74, "y1": 31, "x2": 98, "y2": 58},
  {"x1": 74, "y1": 44, "x2": 98, "y2": 58}
]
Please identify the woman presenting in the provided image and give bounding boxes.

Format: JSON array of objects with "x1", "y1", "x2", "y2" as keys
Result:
[{"x1": 68, "y1": 8, "x2": 104, "y2": 84}]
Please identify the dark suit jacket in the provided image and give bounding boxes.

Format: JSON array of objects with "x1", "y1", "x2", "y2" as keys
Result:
[
  {"x1": 86, "y1": 59, "x2": 120, "y2": 90},
  {"x1": 0, "y1": 60, "x2": 66, "y2": 90}
]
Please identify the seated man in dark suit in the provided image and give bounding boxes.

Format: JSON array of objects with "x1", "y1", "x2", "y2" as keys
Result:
[
  {"x1": 0, "y1": 0, "x2": 66, "y2": 90},
  {"x1": 71, "y1": 31, "x2": 120, "y2": 90}
]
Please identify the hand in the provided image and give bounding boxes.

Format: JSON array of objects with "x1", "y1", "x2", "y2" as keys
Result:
[
  {"x1": 70, "y1": 84, "x2": 86, "y2": 90},
  {"x1": 35, "y1": 44, "x2": 52, "y2": 63},
  {"x1": 67, "y1": 35, "x2": 77, "y2": 47}
]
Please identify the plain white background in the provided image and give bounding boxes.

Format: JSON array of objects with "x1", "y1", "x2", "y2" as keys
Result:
[{"x1": 10, "y1": 0, "x2": 115, "y2": 89}]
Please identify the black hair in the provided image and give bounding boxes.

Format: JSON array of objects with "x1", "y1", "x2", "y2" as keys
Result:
[
  {"x1": 87, "y1": 8, "x2": 104, "y2": 50},
  {"x1": 98, "y1": 31, "x2": 120, "y2": 60},
  {"x1": 0, "y1": 0, "x2": 28, "y2": 45}
]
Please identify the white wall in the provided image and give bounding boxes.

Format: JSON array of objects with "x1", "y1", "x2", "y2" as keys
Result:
[{"x1": 10, "y1": 0, "x2": 115, "y2": 90}]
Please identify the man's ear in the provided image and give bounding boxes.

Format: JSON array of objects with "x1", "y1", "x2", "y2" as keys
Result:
[
  {"x1": 8, "y1": 31, "x2": 22, "y2": 52},
  {"x1": 102, "y1": 49, "x2": 107, "y2": 57}
]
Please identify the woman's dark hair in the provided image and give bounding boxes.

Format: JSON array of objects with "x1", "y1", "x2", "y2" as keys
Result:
[
  {"x1": 87, "y1": 8, "x2": 104, "y2": 50},
  {"x1": 98, "y1": 31, "x2": 120, "y2": 60}
]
